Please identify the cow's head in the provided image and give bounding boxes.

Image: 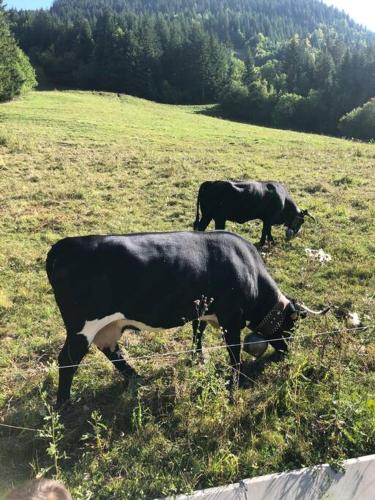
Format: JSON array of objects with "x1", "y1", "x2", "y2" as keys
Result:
[
  {"x1": 268, "y1": 300, "x2": 330, "y2": 352},
  {"x1": 285, "y1": 210, "x2": 315, "y2": 240},
  {"x1": 245, "y1": 298, "x2": 330, "y2": 356}
]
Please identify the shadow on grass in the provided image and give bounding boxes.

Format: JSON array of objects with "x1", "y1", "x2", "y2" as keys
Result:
[
  {"x1": 193, "y1": 104, "x2": 274, "y2": 128},
  {"x1": 193, "y1": 104, "x2": 348, "y2": 141},
  {"x1": 1, "y1": 346, "x2": 284, "y2": 459},
  {"x1": 0, "y1": 376, "x2": 145, "y2": 477},
  {"x1": 240, "y1": 350, "x2": 286, "y2": 388},
  {"x1": 194, "y1": 104, "x2": 225, "y2": 119}
]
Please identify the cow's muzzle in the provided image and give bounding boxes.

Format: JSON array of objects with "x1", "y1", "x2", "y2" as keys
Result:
[{"x1": 285, "y1": 227, "x2": 297, "y2": 240}]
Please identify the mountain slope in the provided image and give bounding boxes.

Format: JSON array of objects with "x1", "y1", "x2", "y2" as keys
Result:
[{"x1": 49, "y1": 0, "x2": 372, "y2": 44}]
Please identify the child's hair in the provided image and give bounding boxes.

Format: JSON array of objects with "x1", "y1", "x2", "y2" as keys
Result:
[{"x1": 5, "y1": 479, "x2": 71, "y2": 500}]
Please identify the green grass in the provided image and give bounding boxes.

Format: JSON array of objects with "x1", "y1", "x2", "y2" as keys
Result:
[{"x1": 0, "y1": 90, "x2": 374, "y2": 499}]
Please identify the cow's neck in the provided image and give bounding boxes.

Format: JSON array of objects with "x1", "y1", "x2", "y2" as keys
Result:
[
  {"x1": 283, "y1": 198, "x2": 299, "y2": 224},
  {"x1": 250, "y1": 285, "x2": 290, "y2": 337}
]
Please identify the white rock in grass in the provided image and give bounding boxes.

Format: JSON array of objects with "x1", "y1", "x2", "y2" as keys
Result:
[
  {"x1": 305, "y1": 248, "x2": 332, "y2": 263},
  {"x1": 346, "y1": 312, "x2": 361, "y2": 327}
]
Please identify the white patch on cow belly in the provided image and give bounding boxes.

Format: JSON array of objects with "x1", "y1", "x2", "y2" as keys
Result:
[
  {"x1": 78, "y1": 312, "x2": 164, "y2": 347},
  {"x1": 78, "y1": 313, "x2": 125, "y2": 345}
]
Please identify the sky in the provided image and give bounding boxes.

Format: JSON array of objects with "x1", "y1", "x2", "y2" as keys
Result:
[
  {"x1": 322, "y1": 0, "x2": 375, "y2": 32},
  {"x1": 4, "y1": 0, "x2": 375, "y2": 32},
  {"x1": 5, "y1": 0, "x2": 53, "y2": 9}
]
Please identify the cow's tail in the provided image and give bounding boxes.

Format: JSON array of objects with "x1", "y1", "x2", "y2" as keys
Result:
[
  {"x1": 46, "y1": 238, "x2": 71, "y2": 286},
  {"x1": 193, "y1": 182, "x2": 208, "y2": 230},
  {"x1": 46, "y1": 243, "x2": 59, "y2": 286}
]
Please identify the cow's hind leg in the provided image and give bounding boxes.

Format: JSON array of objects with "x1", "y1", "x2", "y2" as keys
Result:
[
  {"x1": 57, "y1": 334, "x2": 89, "y2": 408},
  {"x1": 100, "y1": 343, "x2": 137, "y2": 381},
  {"x1": 214, "y1": 218, "x2": 226, "y2": 230},
  {"x1": 196, "y1": 214, "x2": 212, "y2": 231},
  {"x1": 267, "y1": 225, "x2": 275, "y2": 244}
]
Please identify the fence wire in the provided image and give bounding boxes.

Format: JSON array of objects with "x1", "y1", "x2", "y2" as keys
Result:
[{"x1": 0, "y1": 324, "x2": 373, "y2": 435}]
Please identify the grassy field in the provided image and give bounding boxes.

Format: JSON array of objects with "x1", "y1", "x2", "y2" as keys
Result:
[{"x1": 0, "y1": 90, "x2": 374, "y2": 499}]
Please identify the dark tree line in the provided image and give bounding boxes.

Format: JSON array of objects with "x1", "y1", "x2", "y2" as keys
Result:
[
  {"x1": 9, "y1": 7, "x2": 235, "y2": 103},
  {"x1": 6, "y1": 0, "x2": 375, "y2": 138}
]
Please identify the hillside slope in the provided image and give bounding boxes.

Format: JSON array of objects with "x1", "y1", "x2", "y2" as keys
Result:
[
  {"x1": 0, "y1": 91, "x2": 374, "y2": 498},
  {"x1": 49, "y1": 0, "x2": 371, "y2": 42}
]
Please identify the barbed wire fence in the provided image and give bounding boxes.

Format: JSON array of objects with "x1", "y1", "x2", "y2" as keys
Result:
[
  {"x1": 0, "y1": 321, "x2": 374, "y2": 500},
  {"x1": 0, "y1": 323, "x2": 373, "y2": 434}
]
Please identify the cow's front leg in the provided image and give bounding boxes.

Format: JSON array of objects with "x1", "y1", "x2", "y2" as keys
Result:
[
  {"x1": 57, "y1": 334, "x2": 89, "y2": 408},
  {"x1": 222, "y1": 327, "x2": 242, "y2": 401},
  {"x1": 260, "y1": 222, "x2": 269, "y2": 246},
  {"x1": 100, "y1": 343, "x2": 138, "y2": 381}
]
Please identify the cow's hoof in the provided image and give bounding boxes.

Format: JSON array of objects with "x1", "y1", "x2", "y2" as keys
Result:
[
  {"x1": 273, "y1": 350, "x2": 287, "y2": 361},
  {"x1": 124, "y1": 374, "x2": 145, "y2": 392},
  {"x1": 55, "y1": 399, "x2": 72, "y2": 414},
  {"x1": 228, "y1": 387, "x2": 239, "y2": 405},
  {"x1": 121, "y1": 367, "x2": 138, "y2": 381},
  {"x1": 197, "y1": 350, "x2": 208, "y2": 364},
  {"x1": 226, "y1": 376, "x2": 240, "y2": 403},
  {"x1": 191, "y1": 350, "x2": 208, "y2": 365},
  {"x1": 238, "y1": 372, "x2": 249, "y2": 388}
]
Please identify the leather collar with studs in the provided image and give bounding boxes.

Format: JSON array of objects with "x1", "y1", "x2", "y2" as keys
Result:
[{"x1": 255, "y1": 298, "x2": 290, "y2": 338}]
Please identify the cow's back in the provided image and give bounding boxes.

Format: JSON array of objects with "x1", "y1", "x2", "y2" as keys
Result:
[
  {"x1": 199, "y1": 181, "x2": 285, "y2": 222},
  {"x1": 46, "y1": 231, "x2": 268, "y2": 328},
  {"x1": 48, "y1": 231, "x2": 261, "y2": 282}
]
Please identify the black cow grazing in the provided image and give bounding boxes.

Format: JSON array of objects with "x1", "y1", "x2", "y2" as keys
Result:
[
  {"x1": 193, "y1": 180, "x2": 315, "y2": 246},
  {"x1": 46, "y1": 231, "x2": 328, "y2": 407}
]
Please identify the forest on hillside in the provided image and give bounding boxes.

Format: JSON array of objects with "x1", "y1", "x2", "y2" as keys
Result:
[{"x1": 6, "y1": 0, "x2": 375, "y2": 138}]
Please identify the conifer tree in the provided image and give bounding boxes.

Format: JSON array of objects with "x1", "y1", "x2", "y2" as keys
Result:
[
  {"x1": 0, "y1": 0, "x2": 36, "y2": 101},
  {"x1": 243, "y1": 49, "x2": 257, "y2": 87}
]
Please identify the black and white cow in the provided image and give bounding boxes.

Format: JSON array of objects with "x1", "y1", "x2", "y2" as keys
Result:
[
  {"x1": 193, "y1": 180, "x2": 315, "y2": 246},
  {"x1": 46, "y1": 231, "x2": 328, "y2": 407}
]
